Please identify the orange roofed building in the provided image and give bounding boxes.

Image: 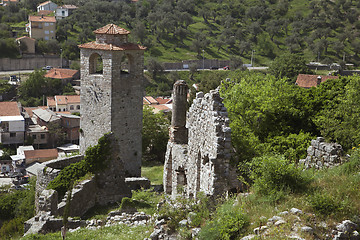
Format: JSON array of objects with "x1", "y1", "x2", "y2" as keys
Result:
[
  {"x1": 44, "y1": 68, "x2": 80, "y2": 85},
  {"x1": 47, "y1": 95, "x2": 80, "y2": 113},
  {"x1": 295, "y1": 74, "x2": 339, "y2": 88},
  {"x1": 26, "y1": 15, "x2": 56, "y2": 40}
]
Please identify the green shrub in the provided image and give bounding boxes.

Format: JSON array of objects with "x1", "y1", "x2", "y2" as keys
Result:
[
  {"x1": 341, "y1": 147, "x2": 360, "y2": 174},
  {"x1": 199, "y1": 201, "x2": 249, "y2": 240},
  {"x1": 250, "y1": 154, "x2": 312, "y2": 198},
  {"x1": 48, "y1": 133, "x2": 112, "y2": 197},
  {"x1": 308, "y1": 192, "x2": 341, "y2": 215}
]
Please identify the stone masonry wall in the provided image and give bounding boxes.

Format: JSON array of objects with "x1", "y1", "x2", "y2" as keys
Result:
[
  {"x1": 299, "y1": 137, "x2": 344, "y2": 169},
  {"x1": 164, "y1": 86, "x2": 240, "y2": 199},
  {"x1": 79, "y1": 48, "x2": 144, "y2": 177}
]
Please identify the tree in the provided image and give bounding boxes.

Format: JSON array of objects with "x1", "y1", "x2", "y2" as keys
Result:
[
  {"x1": 268, "y1": 53, "x2": 312, "y2": 83},
  {"x1": 142, "y1": 106, "x2": 170, "y2": 162},
  {"x1": 146, "y1": 57, "x2": 164, "y2": 80}
]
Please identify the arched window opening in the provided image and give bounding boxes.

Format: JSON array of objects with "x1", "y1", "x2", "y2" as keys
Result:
[
  {"x1": 89, "y1": 53, "x2": 103, "y2": 74},
  {"x1": 120, "y1": 54, "x2": 134, "y2": 75}
]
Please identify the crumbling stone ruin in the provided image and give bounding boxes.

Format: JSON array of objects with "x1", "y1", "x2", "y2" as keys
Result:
[
  {"x1": 79, "y1": 23, "x2": 146, "y2": 177},
  {"x1": 299, "y1": 137, "x2": 345, "y2": 169},
  {"x1": 163, "y1": 81, "x2": 240, "y2": 199}
]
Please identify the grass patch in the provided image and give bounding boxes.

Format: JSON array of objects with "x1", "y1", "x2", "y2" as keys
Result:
[
  {"x1": 141, "y1": 161, "x2": 164, "y2": 185},
  {"x1": 22, "y1": 224, "x2": 152, "y2": 240}
]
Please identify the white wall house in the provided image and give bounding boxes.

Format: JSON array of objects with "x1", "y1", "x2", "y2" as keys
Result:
[
  {"x1": 55, "y1": 5, "x2": 77, "y2": 20},
  {"x1": 37, "y1": 1, "x2": 58, "y2": 12},
  {"x1": 0, "y1": 116, "x2": 25, "y2": 145}
]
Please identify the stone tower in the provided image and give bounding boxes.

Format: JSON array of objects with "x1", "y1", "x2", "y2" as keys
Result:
[
  {"x1": 169, "y1": 80, "x2": 188, "y2": 144},
  {"x1": 78, "y1": 24, "x2": 146, "y2": 177}
]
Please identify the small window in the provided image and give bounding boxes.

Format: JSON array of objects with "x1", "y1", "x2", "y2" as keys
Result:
[
  {"x1": 58, "y1": 109, "x2": 61, "y2": 112},
  {"x1": 50, "y1": 23, "x2": 54, "y2": 25},
  {"x1": 45, "y1": 30, "x2": 49, "y2": 35},
  {"x1": 32, "y1": 134, "x2": 37, "y2": 139},
  {"x1": 44, "y1": 23, "x2": 49, "y2": 27},
  {"x1": 41, "y1": 134, "x2": 45, "y2": 139},
  {"x1": 10, "y1": 132, "x2": 16, "y2": 138},
  {"x1": 77, "y1": 105, "x2": 80, "y2": 110},
  {"x1": 70, "y1": 105, "x2": 74, "y2": 110},
  {"x1": 44, "y1": 36, "x2": 49, "y2": 40}
]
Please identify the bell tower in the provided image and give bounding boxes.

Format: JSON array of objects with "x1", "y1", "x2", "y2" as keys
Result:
[{"x1": 79, "y1": 24, "x2": 146, "y2": 177}]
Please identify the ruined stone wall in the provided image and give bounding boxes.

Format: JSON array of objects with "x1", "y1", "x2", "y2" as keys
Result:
[
  {"x1": 164, "y1": 86, "x2": 240, "y2": 199},
  {"x1": 299, "y1": 137, "x2": 344, "y2": 169}
]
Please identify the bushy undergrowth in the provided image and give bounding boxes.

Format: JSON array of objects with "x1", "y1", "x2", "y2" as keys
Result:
[
  {"x1": 48, "y1": 134, "x2": 112, "y2": 197},
  {"x1": 249, "y1": 154, "x2": 312, "y2": 199},
  {"x1": 307, "y1": 192, "x2": 342, "y2": 215},
  {"x1": 199, "y1": 200, "x2": 249, "y2": 240},
  {"x1": 0, "y1": 178, "x2": 36, "y2": 239}
]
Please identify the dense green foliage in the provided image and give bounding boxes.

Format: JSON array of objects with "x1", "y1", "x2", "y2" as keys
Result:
[
  {"x1": 220, "y1": 71, "x2": 360, "y2": 164},
  {"x1": 142, "y1": 106, "x2": 170, "y2": 161},
  {"x1": 250, "y1": 155, "x2": 312, "y2": 198},
  {"x1": 199, "y1": 201, "x2": 249, "y2": 240},
  {"x1": 268, "y1": 53, "x2": 313, "y2": 83},
  {"x1": 18, "y1": 70, "x2": 64, "y2": 107},
  {"x1": 48, "y1": 134, "x2": 112, "y2": 196},
  {"x1": 3, "y1": 0, "x2": 360, "y2": 65},
  {"x1": 0, "y1": 178, "x2": 36, "y2": 239}
]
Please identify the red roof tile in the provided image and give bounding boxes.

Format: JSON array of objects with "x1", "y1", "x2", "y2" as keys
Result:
[
  {"x1": 44, "y1": 68, "x2": 78, "y2": 79},
  {"x1": 37, "y1": 10, "x2": 53, "y2": 16},
  {"x1": 24, "y1": 149, "x2": 58, "y2": 160},
  {"x1": 16, "y1": 36, "x2": 35, "y2": 41},
  {"x1": 93, "y1": 24, "x2": 130, "y2": 35},
  {"x1": 143, "y1": 96, "x2": 158, "y2": 104},
  {"x1": 55, "y1": 95, "x2": 80, "y2": 105},
  {"x1": 29, "y1": 15, "x2": 56, "y2": 23},
  {"x1": 155, "y1": 97, "x2": 172, "y2": 104},
  {"x1": 78, "y1": 42, "x2": 146, "y2": 51},
  {"x1": 0, "y1": 102, "x2": 20, "y2": 116},
  {"x1": 296, "y1": 74, "x2": 339, "y2": 88},
  {"x1": 47, "y1": 97, "x2": 56, "y2": 106}
]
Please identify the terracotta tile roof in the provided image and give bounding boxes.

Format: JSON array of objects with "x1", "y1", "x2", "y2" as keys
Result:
[
  {"x1": 29, "y1": 15, "x2": 56, "y2": 23},
  {"x1": 47, "y1": 97, "x2": 56, "y2": 106},
  {"x1": 143, "y1": 96, "x2": 158, "y2": 104},
  {"x1": 44, "y1": 68, "x2": 79, "y2": 79},
  {"x1": 0, "y1": 102, "x2": 20, "y2": 116},
  {"x1": 59, "y1": 5, "x2": 77, "y2": 9},
  {"x1": 38, "y1": 1, "x2": 52, "y2": 7},
  {"x1": 156, "y1": 97, "x2": 172, "y2": 104},
  {"x1": 24, "y1": 149, "x2": 58, "y2": 160},
  {"x1": 93, "y1": 24, "x2": 130, "y2": 35},
  {"x1": 54, "y1": 95, "x2": 80, "y2": 105},
  {"x1": 78, "y1": 42, "x2": 146, "y2": 51},
  {"x1": 3, "y1": 0, "x2": 19, "y2": 2},
  {"x1": 296, "y1": 74, "x2": 339, "y2": 88},
  {"x1": 37, "y1": 10, "x2": 53, "y2": 16},
  {"x1": 16, "y1": 36, "x2": 35, "y2": 41}
]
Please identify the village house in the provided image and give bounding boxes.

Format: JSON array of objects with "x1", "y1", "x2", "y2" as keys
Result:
[
  {"x1": 26, "y1": 15, "x2": 56, "y2": 41},
  {"x1": 0, "y1": 102, "x2": 25, "y2": 146},
  {"x1": 55, "y1": 5, "x2": 78, "y2": 20},
  {"x1": 58, "y1": 113, "x2": 80, "y2": 144},
  {"x1": 47, "y1": 95, "x2": 80, "y2": 113},
  {"x1": 1, "y1": 0, "x2": 19, "y2": 6},
  {"x1": 37, "y1": 1, "x2": 58, "y2": 12},
  {"x1": 15, "y1": 36, "x2": 36, "y2": 54},
  {"x1": 295, "y1": 74, "x2": 339, "y2": 88},
  {"x1": 44, "y1": 68, "x2": 80, "y2": 85},
  {"x1": 143, "y1": 96, "x2": 172, "y2": 114},
  {"x1": 24, "y1": 149, "x2": 58, "y2": 165},
  {"x1": 23, "y1": 107, "x2": 50, "y2": 148}
]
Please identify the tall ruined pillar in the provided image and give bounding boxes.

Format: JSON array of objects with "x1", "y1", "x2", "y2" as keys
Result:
[{"x1": 170, "y1": 80, "x2": 188, "y2": 144}]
